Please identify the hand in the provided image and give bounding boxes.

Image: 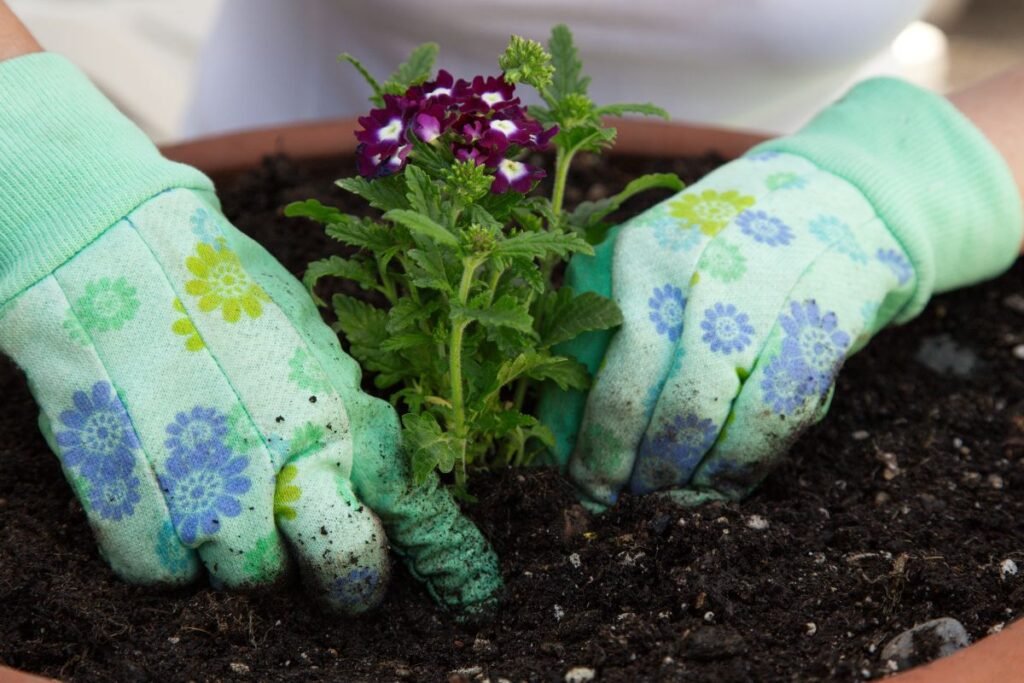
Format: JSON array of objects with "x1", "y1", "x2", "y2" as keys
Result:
[
  {"x1": 541, "y1": 78, "x2": 1022, "y2": 510},
  {"x1": 0, "y1": 54, "x2": 501, "y2": 614}
]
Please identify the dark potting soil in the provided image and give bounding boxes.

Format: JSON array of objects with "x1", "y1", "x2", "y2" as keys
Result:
[{"x1": 2, "y1": 152, "x2": 1024, "y2": 683}]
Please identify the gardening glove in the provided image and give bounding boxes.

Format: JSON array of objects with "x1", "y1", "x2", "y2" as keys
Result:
[
  {"x1": 540, "y1": 78, "x2": 1023, "y2": 510},
  {"x1": 0, "y1": 53, "x2": 501, "y2": 614}
]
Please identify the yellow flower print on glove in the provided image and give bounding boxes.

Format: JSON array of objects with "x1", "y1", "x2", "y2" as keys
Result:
[
  {"x1": 184, "y1": 240, "x2": 270, "y2": 323},
  {"x1": 669, "y1": 189, "x2": 755, "y2": 236}
]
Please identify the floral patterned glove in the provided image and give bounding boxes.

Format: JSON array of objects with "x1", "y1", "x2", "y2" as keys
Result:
[
  {"x1": 540, "y1": 78, "x2": 1022, "y2": 510},
  {"x1": 0, "y1": 54, "x2": 501, "y2": 614}
]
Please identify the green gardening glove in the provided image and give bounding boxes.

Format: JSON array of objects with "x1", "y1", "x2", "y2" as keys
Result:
[
  {"x1": 0, "y1": 53, "x2": 501, "y2": 614},
  {"x1": 540, "y1": 78, "x2": 1022, "y2": 510}
]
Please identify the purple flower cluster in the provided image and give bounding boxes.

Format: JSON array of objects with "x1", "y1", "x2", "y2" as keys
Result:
[{"x1": 355, "y1": 71, "x2": 557, "y2": 193}]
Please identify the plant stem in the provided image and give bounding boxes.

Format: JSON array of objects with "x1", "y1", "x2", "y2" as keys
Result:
[
  {"x1": 449, "y1": 255, "x2": 482, "y2": 472},
  {"x1": 551, "y1": 144, "x2": 577, "y2": 219},
  {"x1": 377, "y1": 256, "x2": 399, "y2": 305}
]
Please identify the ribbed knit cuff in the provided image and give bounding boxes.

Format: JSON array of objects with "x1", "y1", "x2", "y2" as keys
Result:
[
  {"x1": 0, "y1": 53, "x2": 214, "y2": 305},
  {"x1": 751, "y1": 77, "x2": 1023, "y2": 322}
]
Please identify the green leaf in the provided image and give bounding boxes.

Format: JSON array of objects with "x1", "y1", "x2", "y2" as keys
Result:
[
  {"x1": 380, "y1": 331, "x2": 435, "y2": 352},
  {"x1": 478, "y1": 190, "x2": 525, "y2": 222},
  {"x1": 451, "y1": 294, "x2": 534, "y2": 333},
  {"x1": 382, "y1": 43, "x2": 439, "y2": 95},
  {"x1": 324, "y1": 216, "x2": 395, "y2": 252},
  {"x1": 466, "y1": 205, "x2": 503, "y2": 231},
  {"x1": 505, "y1": 256, "x2": 545, "y2": 292},
  {"x1": 527, "y1": 355, "x2": 591, "y2": 390},
  {"x1": 525, "y1": 423, "x2": 557, "y2": 449},
  {"x1": 338, "y1": 53, "x2": 384, "y2": 106},
  {"x1": 547, "y1": 24, "x2": 590, "y2": 102},
  {"x1": 493, "y1": 231, "x2": 594, "y2": 260},
  {"x1": 331, "y1": 294, "x2": 389, "y2": 349},
  {"x1": 407, "y1": 248, "x2": 453, "y2": 292},
  {"x1": 284, "y1": 199, "x2": 345, "y2": 225},
  {"x1": 595, "y1": 102, "x2": 670, "y2": 120},
  {"x1": 386, "y1": 297, "x2": 439, "y2": 334},
  {"x1": 403, "y1": 165, "x2": 443, "y2": 221},
  {"x1": 568, "y1": 172, "x2": 684, "y2": 234},
  {"x1": 336, "y1": 175, "x2": 410, "y2": 212},
  {"x1": 537, "y1": 288, "x2": 624, "y2": 347},
  {"x1": 555, "y1": 124, "x2": 616, "y2": 155},
  {"x1": 384, "y1": 209, "x2": 459, "y2": 248},
  {"x1": 493, "y1": 351, "x2": 588, "y2": 391},
  {"x1": 407, "y1": 132, "x2": 454, "y2": 175},
  {"x1": 331, "y1": 293, "x2": 405, "y2": 387},
  {"x1": 475, "y1": 410, "x2": 538, "y2": 438},
  {"x1": 302, "y1": 256, "x2": 378, "y2": 306},
  {"x1": 403, "y1": 412, "x2": 462, "y2": 483}
]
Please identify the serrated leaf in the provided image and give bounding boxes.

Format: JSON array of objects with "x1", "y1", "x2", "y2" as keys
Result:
[
  {"x1": 331, "y1": 293, "x2": 389, "y2": 349},
  {"x1": 385, "y1": 209, "x2": 459, "y2": 248},
  {"x1": 407, "y1": 248, "x2": 453, "y2": 292},
  {"x1": 338, "y1": 53, "x2": 384, "y2": 107},
  {"x1": 538, "y1": 288, "x2": 624, "y2": 347},
  {"x1": 490, "y1": 352, "x2": 591, "y2": 391},
  {"x1": 336, "y1": 175, "x2": 410, "y2": 211},
  {"x1": 527, "y1": 355, "x2": 591, "y2": 390},
  {"x1": 402, "y1": 412, "x2": 462, "y2": 483},
  {"x1": 386, "y1": 297, "x2": 439, "y2": 334},
  {"x1": 555, "y1": 124, "x2": 616, "y2": 154},
  {"x1": 380, "y1": 331, "x2": 435, "y2": 352},
  {"x1": 548, "y1": 24, "x2": 590, "y2": 102},
  {"x1": 403, "y1": 165, "x2": 443, "y2": 221},
  {"x1": 476, "y1": 410, "x2": 538, "y2": 438},
  {"x1": 382, "y1": 43, "x2": 439, "y2": 95},
  {"x1": 493, "y1": 231, "x2": 594, "y2": 260},
  {"x1": 526, "y1": 104, "x2": 554, "y2": 126},
  {"x1": 466, "y1": 205, "x2": 502, "y2": 231},
  {"x1": 284, "y1": 199, "x2": 346, "y2": 225},
  {"x1": 408, "y1": 131, "x2": 454, "y2": 176},
  {"x1": 451, "y1": 295, "x2": 534, "y2": 333},
  {"x1": 595, "y1": 102, "x2": 670, "y2": 120},
  {"x1": 324, "y1": 216, "x2": 395, "y2": 252},
  {"x1": 569, "y1": 173, "x2": 684, "y2": 235},
  {"x1": 494, "y1": 352, "x2": 556, "y2": 388},
  {"x1": 477, "y1": 189, "x2": 524, "y2": 222},
  {"x1": 505, "y1": 257, "x2": 545, "y2": 292},
  {"x1": 302, "y1": 256, "x2": 378, "y2": 306}
]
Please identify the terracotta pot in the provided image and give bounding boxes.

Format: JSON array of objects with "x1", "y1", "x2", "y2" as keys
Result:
[{"x1": 5, "y1": 118, "x2": 1018, "y2": 682}]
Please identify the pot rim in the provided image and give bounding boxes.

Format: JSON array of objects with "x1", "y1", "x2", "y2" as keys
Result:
[{"x1": 159, "y1": 116, "x2": 770, "y2": 181}]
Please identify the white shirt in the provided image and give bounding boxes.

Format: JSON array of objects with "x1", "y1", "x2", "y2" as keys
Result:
[{"x1": 183, "y1": 0, "x2": 928, "y2": 138}]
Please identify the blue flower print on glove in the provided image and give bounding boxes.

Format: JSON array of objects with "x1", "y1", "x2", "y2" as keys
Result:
[
  {"x1": 701, "y1": 303, "x2": 755, "y2": 354},
  {"x1": 159, "y1": 406, "x2": 252, "y2": 544},
  {"x1": 649, "y1": 284, "x2": 686, "y2": 342},
  {"x1": 631, "y1": 413, "x2": 718, "y2": 494}
]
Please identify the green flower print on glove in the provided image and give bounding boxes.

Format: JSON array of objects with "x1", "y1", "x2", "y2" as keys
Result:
[{"x1": 539, "y1": 78, "x2": 1022, "y2": 511}]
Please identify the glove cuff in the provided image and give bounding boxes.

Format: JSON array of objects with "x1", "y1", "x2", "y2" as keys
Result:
[
  {"x1": 752, "y1": 77, "x2": 1023, "y2": 322},
  {"x1": 0, "y1": 53, "x2": 213, "y2": 305}
]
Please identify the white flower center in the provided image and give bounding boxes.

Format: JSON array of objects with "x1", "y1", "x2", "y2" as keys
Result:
[
  {"x1": 481, "y1": 91, "x2": 504, "y2": 106},
  {"x1": 499, "y1": 159, "x2": 526, "y2": 181},
  {"x1": 490, "y1": 119, "x2": 518, "y2": 136},
  {"x1": 426, "y1": 87, "x2": 451, "y2": 99},
  {"x1": 377, "y1": 118, "x2": 403, "y2": 143}
]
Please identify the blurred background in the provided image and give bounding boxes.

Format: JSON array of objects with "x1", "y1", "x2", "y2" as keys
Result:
[{"x1": 8, "y1": 0, "x2": 1024, "y2": 144}]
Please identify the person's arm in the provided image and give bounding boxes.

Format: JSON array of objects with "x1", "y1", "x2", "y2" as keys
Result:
[
  {"x1": 0, "y1": 1, "x2": 40, "y2": 61},
  {"x1": 949, "y1": 65, "x2": 1024, "y2": 251}
]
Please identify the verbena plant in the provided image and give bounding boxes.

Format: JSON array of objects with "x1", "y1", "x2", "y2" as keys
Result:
[{"x1": 287, "y1": 25, "x2": 682, "y2": 491}]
